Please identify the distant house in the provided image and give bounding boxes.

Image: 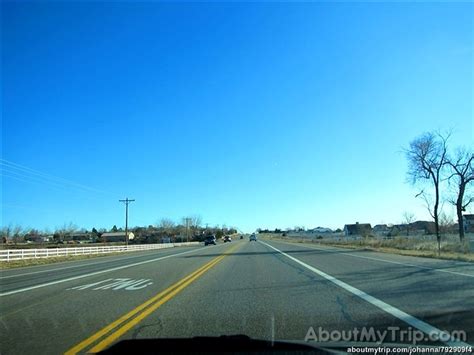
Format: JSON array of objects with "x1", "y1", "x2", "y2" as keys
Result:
[
  {"x1": 101, "y1": 232, "x2": 134, "y2": 243},
  {"x1": 24, "y1": 235, "x2": 41, "y2": 243},
  {"x1": 463, "y1": 215, "x2": 474, "y2": 233},
  {"x1": 408, "y1": 221, "x2": 436, "y2": 235},
  {"x1": 389, "y1": 221, "x2": 435, "y2": 236},
  {"x1": 373, "y1": 224, "x2": 389, "y2": 236},
  {"x1": 102, "y1": 232, "x2": 126, "y2": 242},
  {"x1": 309, "y1": 227, "x2": 333, "y2": 234},
  {"x1": 43, "y1": 235, "x2": 53, "y2": 243},
  {"x1": 343, "y1": 223, "x2": 372, "y2": 236},
  {"x1": 71, "y1": 233, "x2": 93, "y2": 243}
]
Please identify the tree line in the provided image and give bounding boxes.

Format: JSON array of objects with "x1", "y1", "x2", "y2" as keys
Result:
[{"x1": 1, "y1": 217, "x2": 238, "y2": 244}]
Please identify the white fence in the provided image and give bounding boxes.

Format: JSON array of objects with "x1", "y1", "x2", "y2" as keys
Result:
[{"x1": 0, "y1": 242, "x2": 199, "y2": 262}]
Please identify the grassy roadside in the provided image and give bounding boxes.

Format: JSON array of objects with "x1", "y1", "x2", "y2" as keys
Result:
[
  {"x1": 261, "y1": 234, "x2": 474, "y2": 263},
  {"x1": 0, "y1": 242, "x2": 128, "y2": 250},
  {"x1": 0, "y1": 251, "x2": 128, "y2": 269}
]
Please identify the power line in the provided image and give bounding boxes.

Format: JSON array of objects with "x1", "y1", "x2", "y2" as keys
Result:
[
  {"x1": 0, "y1": 159, "x2": 115, "y2": 196},
  {"x1": 1, "y1": 171, "x2": 108, "y2": 203},
  {"x1": 1, "y1": 168, "x2": 75, "y2": 190}
]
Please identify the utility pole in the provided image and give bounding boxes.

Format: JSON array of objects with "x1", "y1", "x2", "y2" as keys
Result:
[
  {"x1": 119, "y1": 198, "x2": 135, "y2": 246},
  {"x1": 185, "y1": 217, "x2": 191, "y2": 243}
]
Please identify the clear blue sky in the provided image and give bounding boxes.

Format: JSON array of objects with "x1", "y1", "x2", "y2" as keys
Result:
[{"x1": 1, "y1": 1, "x2": 473, "y2": 233}]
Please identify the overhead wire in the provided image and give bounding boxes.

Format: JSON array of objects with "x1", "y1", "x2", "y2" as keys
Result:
[{"x1": 0, "y1": 159, "x2": 117, "y2": 198}]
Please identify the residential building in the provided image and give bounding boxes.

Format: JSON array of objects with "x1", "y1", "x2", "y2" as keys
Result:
[
  {"x1": 373, "y1": 224, "x2": 389, "y2": 236},
  {"x1": 463, "y1": 214, "x2": 474, "y2": 233},
  {"x1": 101, "y1": 232, "x2": 130, "y2": 242},
  {"x1": 343, "y1": 223, "x2": 372, "y2": 236}
]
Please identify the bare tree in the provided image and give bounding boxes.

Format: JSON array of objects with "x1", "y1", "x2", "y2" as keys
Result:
[
  {"x1": 189, "y1": 215, "x2": 202, "y2": 239},
  {"x1": 1, "y1": 225, "x2": 11, "y2": 243},
  {"x1": 158, "y1": 218, "x2": 176, "y2": 235},
  {"x1": 406, "y1": 132, "x2": 449, "y2": 254},
  {"x1": 402, "y1": 211, "x2": 416, "y2": 236},
  {"x1": 180, "y1": 216, "x2": 202, "y2": 240},
  {"x1": 189, "y1": 215, "x2": 202, "y2": 229},
  {"x1": 55, "y1": 222, "x2": 78, "y2": 242},
  {"x1": 438, "y1": 211, "x2": 454, "y2": 234},
  {"x1": 446, "y1": 147, "x2": 473, "y2": 242},
  {"x1": 12, "y1": 225, "x2": 25, "y2": 244}
]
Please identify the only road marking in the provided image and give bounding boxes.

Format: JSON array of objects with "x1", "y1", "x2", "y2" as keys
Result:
[{"x1": 67, "y1": 278, "x2": 153, "y2": 291}]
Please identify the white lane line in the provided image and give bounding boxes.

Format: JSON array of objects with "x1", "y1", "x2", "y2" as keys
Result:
[
  {"x1": 261, "y1": 241, "x2": 470, "y2": 348},
  {"x1": 0, "y1": 247, "x2": 202, "y2": 297},
  {"x1": 0, "y1": 247, "x2": 199, "y2": 280},
  {"x1": 274, "y1": 240, "x2": 474, "y2": 278}
]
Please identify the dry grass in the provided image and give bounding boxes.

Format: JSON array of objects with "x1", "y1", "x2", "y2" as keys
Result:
[
  {"x1": 261, "y1": 233, "x2": 474, "y2": 263},
  {"x1": 0, "y1": 252, "x2": 126, "y2": 269},
  {"x1": 320, "y1": 242, "x2": 474, "y2": 262},
  {"x1": 0, "y1": 242, "x2": 126, "y2": 250}
]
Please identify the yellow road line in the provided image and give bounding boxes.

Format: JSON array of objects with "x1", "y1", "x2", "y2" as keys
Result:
[
  {"x1": 64, "y1": 243, "x2": 241, "y2": 355},
  {"x1": 64, "y1": 263, "x2": 211, "y2": 355},
  {"x1": 89, "y1": 255, "x2": 225, "y2": 353}
]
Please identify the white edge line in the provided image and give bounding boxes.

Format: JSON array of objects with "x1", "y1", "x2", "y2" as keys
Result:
[
  {"x1": 275, "y1": 240, "x2": 474, "y2": 278},
  {"x1": 0, "y1": 247, "x2": 201, "y2": 297},
  {"x1": 260, "y1": 241, "x2": 470, "y2": 348}
]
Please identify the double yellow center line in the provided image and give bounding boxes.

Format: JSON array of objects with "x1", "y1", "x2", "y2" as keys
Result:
[{"x1": 65, "y1": 243, "x2": 241, "y2": 354}]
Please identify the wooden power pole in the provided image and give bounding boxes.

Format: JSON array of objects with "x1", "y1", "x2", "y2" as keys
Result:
[{"x1": 119, "y1": 198, "x2": 135, "y2": 246}]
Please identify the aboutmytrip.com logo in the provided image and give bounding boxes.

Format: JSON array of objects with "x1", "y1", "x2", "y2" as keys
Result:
[{"x1": 304, "y1": 326, "x2": 467, "y2": 345}]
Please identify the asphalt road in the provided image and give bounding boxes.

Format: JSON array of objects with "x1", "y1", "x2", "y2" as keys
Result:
[{"x1": 1, "y1": 239, "x2": 473, "y2": 354}]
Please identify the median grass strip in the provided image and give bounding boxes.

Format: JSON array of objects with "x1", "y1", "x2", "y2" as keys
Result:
[{"x1": 64, "y1": 243, "x2": 242, "y2": 355}]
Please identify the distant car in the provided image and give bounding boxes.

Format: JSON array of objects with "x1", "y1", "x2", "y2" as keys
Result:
[
  {"x1": 240, "y1": 235, "x2": 243, "y2": 240},
  {"x1": 249, "y1": 234, "x2": 257, "y2": 242},
  {"x1": 204, "y1": 236, "x2": 217, "y2": 246},
  {"x1": 224, "y1": 236, "x2": 232, "y2": 243}
]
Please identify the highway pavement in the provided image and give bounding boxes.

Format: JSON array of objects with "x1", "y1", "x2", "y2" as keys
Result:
[{"x1": 1, "y1": 238, "x2": 473, "y2": 354}]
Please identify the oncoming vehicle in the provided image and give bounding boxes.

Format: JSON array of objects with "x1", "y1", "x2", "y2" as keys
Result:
[
  {"x1": 224, "y1": 235, "x2": 232, "y2": 243},
  {"x1": 249, "y1": 234, "x2": 257, "y2": 242},
  {"x1": 204, "y1": 235, "x2": 217, "y2": 246}
]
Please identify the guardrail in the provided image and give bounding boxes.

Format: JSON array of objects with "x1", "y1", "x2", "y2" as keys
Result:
[{"x1": 0, "y1": 242, "x2": 200, "y2": 262}]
